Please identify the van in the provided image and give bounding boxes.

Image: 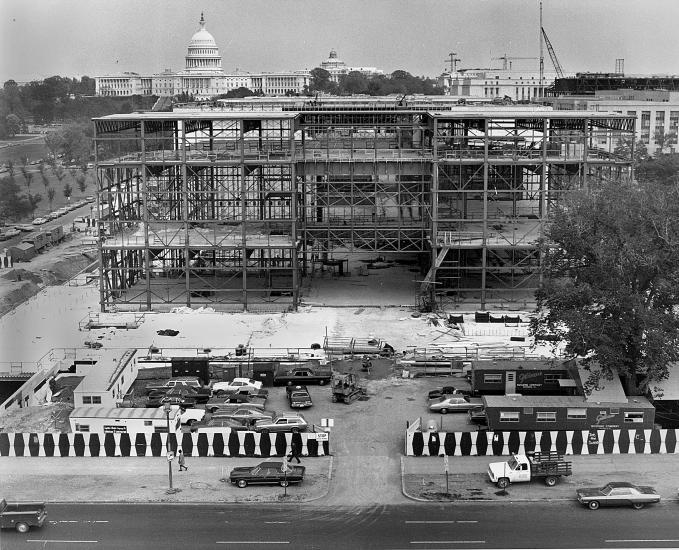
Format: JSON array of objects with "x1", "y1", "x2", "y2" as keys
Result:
[{"x1": 73, "y1": 216, "x2": 88, "y2": 232}]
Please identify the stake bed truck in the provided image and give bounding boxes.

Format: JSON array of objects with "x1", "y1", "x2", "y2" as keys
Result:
[{"x1": 487, "y1": 452, "x2": 572, "y2": 489}]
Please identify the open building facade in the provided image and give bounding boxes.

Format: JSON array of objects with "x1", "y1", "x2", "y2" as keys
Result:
[{"x1": 93, "y1": 99, "x2": 634, "y2": 312}]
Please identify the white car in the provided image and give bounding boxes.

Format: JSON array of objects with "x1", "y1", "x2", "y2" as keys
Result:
[
  {"x1": 32, "y1": 217, "x2": 48, "y2": 225},
  {"x1": 212, "y1": 377, "x2": 263, "y2": 396},
  {"x1": 177, "y1": 408, "x2": 206, "y2": 426}
]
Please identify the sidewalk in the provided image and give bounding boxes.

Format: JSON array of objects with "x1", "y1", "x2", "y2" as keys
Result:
[
  {"x1": 402, "y1": 454, "x2": 679, "y2": 503},
  {"x1": 0, "y1": 456, "x2": 333, "y2": 503}
]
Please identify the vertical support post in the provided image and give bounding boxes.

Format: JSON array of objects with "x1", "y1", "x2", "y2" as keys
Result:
[
  {"x1": 431, "y1": 117, "x2": 440, "y2": 309},
  {"x1": 141, "y1": 120, "x2": 151, "y2": 311},
  {"x1": 290, "y1": 119, "x2": 299, "y2": 311},
  {"x1": 240, "y1": 118, "x2": 248, "y2": 311},
  {"x1": 182, "y1": 119, "x2": 191, "y2": 306},
  {"x1": 480, "y1": 117, "x2": 489, "y2": 309},
  {"x1": 95, "y1": 121, "x2": 106, "y2": 312},
  {"x1": 538, "y1": 117, "x2": 548, "y2": 289}
]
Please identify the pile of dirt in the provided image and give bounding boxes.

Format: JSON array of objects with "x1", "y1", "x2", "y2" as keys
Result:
[
  {"x1": 0, "y1": 402, "x2": 73, "y2": 433},
  {"x1": 0, "y1": 254, "x2": 93, "y2": 316}
]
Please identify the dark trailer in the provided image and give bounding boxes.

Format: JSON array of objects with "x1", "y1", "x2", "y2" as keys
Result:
[
  {"x1": 470, "y1": 359, "x2": 574, "y2": 396},
  {"x1": 482, "y1": 394, "x2": 656, "y2": 431}
]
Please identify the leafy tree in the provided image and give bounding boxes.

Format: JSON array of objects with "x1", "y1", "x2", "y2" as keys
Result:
[
  {"x1": 614, "y1": 137, "x2": 648, "y2": 166},
  {"x1": 635, "y1": 153, "x2": 679, "y2": 184},
  {"x1": 54, "y1": 165, "x2": 66, "y2": 183},
  {"x1": 216, "y1": 87, "x2": 257, "y2": 99},
  {"x1": 309, "y1": 68, "x2": 333, "y2": 93},
  {"x1": 28, "y1": 193, "x2": 42, "y2": 216},
  {"x1": 5, "y1": 114, "x2": 21, "y2": 136},
  {"x1": 0, "y1": 176, "x2": 32, "y2": 220},
  {"x1": 654, "y1": 131, "x2": 678, "y2": 156},
  {"x1": 76, "y1": 172, "x2": 87, "y2": 194},
  {"x1": 19, "y1": 154, "x2": 28, "y2": 166},
  {"x1": 44, "y1": 131, "x2": 64, "y2": 162},
  {"x1": 339, "y1": 71, "x2": 369, "y2": 95},
  {"x1": 63, "y1": 182, "x2": 73, "y2": 200},
  {"x1": 41, "y1": 171, "x2": 50, "y2": 189},
  {"x1": 531, "y1": 177, "x2": 679, "y2": 395},
  {"x1": 47, "y1": 187, "x2": 56, "y2": 210}
]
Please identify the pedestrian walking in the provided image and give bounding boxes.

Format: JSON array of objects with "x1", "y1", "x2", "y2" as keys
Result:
[
  {"x1": 287, "y1": 441, "x2": 302, "y2": 464},
  {"x1": 178, "y1": 449, "x2": 188, "y2": 471}
]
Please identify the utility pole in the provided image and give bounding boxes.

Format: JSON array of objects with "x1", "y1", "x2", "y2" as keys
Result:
[{"x1": 539, "y1": 1, "x2": 544, "y2": 98}]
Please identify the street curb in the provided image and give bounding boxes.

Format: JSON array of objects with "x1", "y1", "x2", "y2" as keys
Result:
[
  {"x1": 36, "y1": 456, "x2": 334, "y2": 506},
  {"x1": 399, "y1": 457, "x2": 679, "y2": 504}
]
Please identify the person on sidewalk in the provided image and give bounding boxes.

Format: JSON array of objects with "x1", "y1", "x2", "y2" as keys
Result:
[
  {"x1": 287, "y1": 441, "x2": 302, "y2": 464},
  {"x1": 178, "y1": 449, "x2": 188, "y2": 471}
]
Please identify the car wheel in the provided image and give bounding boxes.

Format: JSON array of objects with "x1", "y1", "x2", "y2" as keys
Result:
[
  {"x1": 237, "y1": 479, "x2": 247, "y2": 488},
  {"x1": 261, "y1": 428, "x2": 270, "y2": 434},
  {"x1": 544, "y1": 476, "x2": 557, "y2": 487},
  {"x1": 588, "y1": 500, "x2": 600, "y2": 510},
  {"x1": 440, "y1": 408, "x2": 448, "y2": 414},
  {"x1": 331, "y1": 395, "x2": 338, "y2": 403},
  {"x1": 632, "y1": 502, "x2": 645, "y2": 510},
  {"x1": 291, "y1": 427, "x2": 300, "y2": 434},
  {"x1": 280, "y1": 480, "x2": 290, "y2": 487},
  {"x1": 319, "y1": 380, "x2": 326, "y2": 386},
  {"x1": 15, "y1": 522, "x2": 30, "y2": 533},
  {"x1": 496, "y1": 477, "x2": 509, "y2": 490}
]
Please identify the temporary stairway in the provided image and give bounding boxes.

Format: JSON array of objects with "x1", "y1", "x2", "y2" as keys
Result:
[{"x1": 420, "y1": 247, "x2": 449, "y2": 295}]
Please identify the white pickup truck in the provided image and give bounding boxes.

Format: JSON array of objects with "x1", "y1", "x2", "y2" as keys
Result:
[{"x1": 487, "y1": 452, "x2": 573, "y2": 489}]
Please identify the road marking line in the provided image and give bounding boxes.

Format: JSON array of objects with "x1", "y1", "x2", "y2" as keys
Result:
[
  {"x1": 264, "y1": 521, "x2": 290, "y2": 524},
  {"x1": 27, "y1": 540, "x2": 98, "y2": 544},
  {"x1": 455, "y1": 521, "x2": 478, "y2": 524},
  {"x1": 405, "y1": 521, "x2": 478, "y2": 524},
  {"x1": 411, "y1": 542, "x2": 485, "y2": 545},
  {"x1": 216, "y1": 542, "x2": 290, "y2": 545},
  {"x1": 606, "y1": 540, "x2": 679, "y2": 543}
]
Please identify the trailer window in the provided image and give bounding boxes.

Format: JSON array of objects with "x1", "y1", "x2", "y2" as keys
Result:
[
  {"x1": 484, "y1": 374, "x2": 502, "y2": 384},
  {"x1": 567, "y1": 408, "x2": 586, "y2": 419},
  {"x1": 536, "y1": 412, "x2": 556, "y2": 422},
  {"x1": 624, "y1": 412, "x2": 644, "y2": 423},
  {"x1": 500, "y1": 411, "x2": 519, "y2": 422},
  {"x1": 75, "y1": 424, "x2": 90, "y2": 432}
]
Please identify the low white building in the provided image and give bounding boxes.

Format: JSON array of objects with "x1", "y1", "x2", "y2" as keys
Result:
[
  {"x1": 69, "y1": 406, "x2": 181, "y2": 434},
  {"x1": 72, "y1": 349, "x2": 137, "y2": 408},
  {"x1": 438, "y1": 69, "x2": 558, "y2": 102}
]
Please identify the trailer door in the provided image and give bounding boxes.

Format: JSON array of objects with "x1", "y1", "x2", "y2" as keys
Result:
[{"x1": 505, "y1": 371, "x2": 516, "y2": 394}]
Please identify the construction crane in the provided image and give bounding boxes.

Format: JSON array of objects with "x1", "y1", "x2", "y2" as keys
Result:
[
  {"x1": 443, "y1": 52, "x2": 461, "y2": 73},
  {"x1": 541, "y1": 28, "x2": 564, "y2": 78},
  {"x1": 491, "y1": 54, "x2": 538, "y2": 71}
]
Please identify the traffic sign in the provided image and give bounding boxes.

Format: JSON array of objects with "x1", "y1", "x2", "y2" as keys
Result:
[{"x1": 167, "y1": 451, "x2": 174, "y2": 461}]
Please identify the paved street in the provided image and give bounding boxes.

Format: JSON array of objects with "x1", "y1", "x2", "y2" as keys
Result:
[{"x1": 2, "y1": 502, "x2": 679, "y2": 549}]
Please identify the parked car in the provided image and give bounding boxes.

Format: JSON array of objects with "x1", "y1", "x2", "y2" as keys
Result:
[
  {"x1": 427, "y1": 386, "x2": 472, "y2": 400},
  {"x1": 32, "y1": 217, "x2": 48, "y2": 225},
  {"x1": 576, "y1": 482, "x2": 661, "y2": 510},
  {"x1": 210, "y1": 407, "x2": 276, "y2": 423},
  {"x1": 229, "y1": 461, "x2": 305, "y2": 488},
  {"x1": 428, "y1": 395, "x2": 481, "y2": 414},
  {"x1": 145, "y1": 377, "x2": 207, "y2": 394},
  {"x1": 286, "y1": 385, "x2": 313, "y2": 408},
  {"x1": 178, "y1": 407, "x2": 206, "y2": 426},
  {"x1": 468, "y1": 406, "x2": 487, "y2": 425},
  {"x1": 145, "y1": 387, "x2": 197, "y2": 409},
  {"x1": 212, "y1": 377, "x2": 263, "y2": 396},
  {"x1": 0, "y1": 498, "x2": 47, "y2": 533},
  {"x1": 190, "y1": 417, "x2": 249, "y2": 433},
  {"x1": 253, "y1": 413, "x2": 308, "y2": 434},
  {"x1": 205, "y1": 394, "x2": 267, "y2": 412},
  {"x1": 14, "y1": 224, "x2": 34, "y2": 233},
  {"x1": 2, "y1": 228, "x2": 21, "y2": 239}
]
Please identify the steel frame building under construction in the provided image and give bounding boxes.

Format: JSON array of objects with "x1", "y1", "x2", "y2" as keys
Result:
[{"x1": 93, "y1": 99, "x2": 634, "y2": 312}]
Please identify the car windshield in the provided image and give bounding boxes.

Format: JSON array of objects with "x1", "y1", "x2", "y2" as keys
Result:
[
  {"x1": 601, "y1": 484, "x2": 617, "y2": 495},
  {"x1": 507, "y1": 456, "x2": 519, "y2": 470}
]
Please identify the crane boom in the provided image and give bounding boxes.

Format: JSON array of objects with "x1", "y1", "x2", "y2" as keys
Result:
[{"x1": 541, "y1": 27, "x2": 564, "y2": 79}]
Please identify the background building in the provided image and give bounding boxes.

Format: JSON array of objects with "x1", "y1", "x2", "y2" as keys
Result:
[
  {"x1": 438, "y1": 69, "x2": 558, "y2": 102},
  {"x1": 92, "y1": 98, "x2": 634, "y2": 313},
  {"x1": 319, "y1": 49, "x2": 384, "y2": 82}
]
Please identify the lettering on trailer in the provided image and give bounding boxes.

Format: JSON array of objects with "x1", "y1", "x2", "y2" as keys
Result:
[{"x1": 103, "y1": 425, "x2": 128, "y2": 433}]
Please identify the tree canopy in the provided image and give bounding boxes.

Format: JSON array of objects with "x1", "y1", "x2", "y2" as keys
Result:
[
  {"x1": 532, "y1": 163, "x2": 679, "y2": 395},
  {"x1": 307, "y1": 67, "x2": 442, "y2": 96}
]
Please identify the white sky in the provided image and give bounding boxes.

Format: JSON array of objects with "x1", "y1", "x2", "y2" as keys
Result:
[{"x1": 1, "y1": 0, "x2": 678, "y2": 83}]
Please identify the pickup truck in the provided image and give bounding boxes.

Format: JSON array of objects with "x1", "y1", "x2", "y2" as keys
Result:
[
  {"x1": 487, "y1": 452, "x2": 572, "y2": 489},
  {"x1": 273, "y1": 364, "x2": 332, "y2": 386},
  {"x1": 0, "y1": 498, "x2": 47, "y2": 533}
]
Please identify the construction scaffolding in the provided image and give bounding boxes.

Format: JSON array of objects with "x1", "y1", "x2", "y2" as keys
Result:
[{"x1": 93, "y1": 102, "x2": 634, "y2": 312}]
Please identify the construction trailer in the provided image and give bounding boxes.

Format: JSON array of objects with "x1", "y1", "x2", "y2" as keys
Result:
[
  {"x1": 470, "y1": 359, "x2": 575, "y2": 396},
  {"x1": 482, "y1": 394, "x2": 656, "y2": 431},
  {"x1": 92, "y1": 99, "x2": 634, "y2": 312}
]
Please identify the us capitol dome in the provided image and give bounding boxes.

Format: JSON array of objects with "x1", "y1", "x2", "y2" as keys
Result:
[{"x1": 184, "y1": 12, "x2": 223, "y2": 73}]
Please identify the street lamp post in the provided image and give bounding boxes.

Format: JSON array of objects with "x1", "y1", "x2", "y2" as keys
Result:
[{"x1": 163, "y1": 402, "x2": 173, "y2": 491}]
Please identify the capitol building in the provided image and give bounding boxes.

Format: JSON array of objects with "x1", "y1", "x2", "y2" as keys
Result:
[{"x1": 95, "y1": 14, "x2": 383, "y2": 99}]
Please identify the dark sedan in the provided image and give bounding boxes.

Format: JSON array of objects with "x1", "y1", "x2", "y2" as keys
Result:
[
  {"x1": 229, "y1": 461, "x2": 305, "y2": 488},
  {"x1": 427, "y1": 386, "x2": 472, "y2": 400},
  {"x1": 576, "y1": 482, "x2": 661, "y2": 510}
]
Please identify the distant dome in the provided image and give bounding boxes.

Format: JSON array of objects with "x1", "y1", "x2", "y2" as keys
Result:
[
  {"x1": 184, "y1": 13, "x2": 223, "y2": 73},
  {"x1": 189, "y1": 13, "x2": 217, "y2": 47}
]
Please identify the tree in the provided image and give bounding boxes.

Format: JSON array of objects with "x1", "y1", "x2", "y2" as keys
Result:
[
  {"x1": 636, "y1": 153, "x2": 679, "y2": 184},
  {"x1": 309, "y1": 68, "x2": 333, "y2": 93},
  {"x1": 54, "y1": 165, "x2": 66, "y2": 183},
  {"x1": 6, "y1": 160, "x2": 14, "y2": 177},
  {"x1": 654, "y1": 131, "x2": 678, "y2": 156},
  {"x1": 63, "y1": 182, "x2": 73, "y2": 200},
  {"x1": 5, "y1": 114, "x2": 21, "y2": 137},
  {"x1": 76, "y1": 172, "x2": 87, "y2": 194},
  {"x1": 339, "y1": 71, "x2": 369, "y2": 95},
  {"x1": 0, "y1": 176, "x2": 33, "y2": 220},
  {"x1": 44, "y1": 131, "x2": 64, "y2": 162},
  {"x1": 27, "y1": 193, "x2": 42, "y2": 217},
  {"x1": 47, "y1": 187, "x2": 56, "y2": 210},
  {"x1": 531, "y1": 177, "x2": 679, "y2": 395}
]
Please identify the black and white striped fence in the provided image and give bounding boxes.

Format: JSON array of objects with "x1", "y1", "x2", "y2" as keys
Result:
[
  {"x1": 0, "y1": 430, "x2": 330, "y2": 458},
  {"x1": 406, "y1": 428, "x2": 678, "y2": 456}
]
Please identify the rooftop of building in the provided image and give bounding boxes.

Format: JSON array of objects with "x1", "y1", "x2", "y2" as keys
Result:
[
  {"x1": 482, "y1": 394, "x2": 654, "y2": 408},
  {"x1": 70, "y1": 406, "x2": 179, "y2": 420},
  {"x1": 471, "y1": 359, "x2": 567, "y2": 371},
  {"x1": 72, "y1": 348, "x2": 136, "y2": 394}
]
